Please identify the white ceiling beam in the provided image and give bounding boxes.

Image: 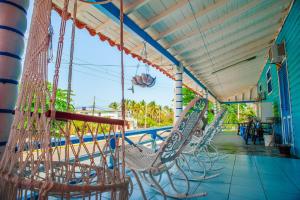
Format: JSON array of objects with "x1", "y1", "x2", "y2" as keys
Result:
[
  {"x1": 164, "y1": 0, "x2": 264, "y2": 48},
  {"x1": 142, "y1": 0, "x2": 188, "y2": 29},
  {"x1": 184, "y1": 30, "x2": 275, "y2": 63},
  {"x1": 131, "y1": 1, "x2": 281, "y2": 59},
  {"x1": 95, "y1": 20, "x2": 113, "y2": 32},
  {"x1": 125, "y1": 0, "x2": 151, "y2": 14},
  {"x1": 130, "y1": 0, "x2": 275, "y2": 62},
  {"x1": 193, "y1": 47, "x2": 268, "y2": 74},
  {"x1": 174, "y1": 6, "x2": 283, "y2": 56},
  {"x1": 75, "y1": 2, "x2": 90, "y2": 12},
  {"x1": 214, "y1": 58, "x2": 264, "y2": 77},
  {"x1": 193, "y1": 49, "x2": 266, "y2": 75},
  {"x1": 193, "y1": 46, "x2": 268, "y2": 72},
  {"x1": 184, "y1": 25, "x2": 277, "y2": 61},
  {"x1": 189, "y1": 34, "x2": 273, "y2": 66},
  {"x1": 131, "y1": 0, "x2": 262, "y2": 56},
  {"x1": 196, "y1": 55, "x2": 265, "y2": 75},
  {"x1": 156, "y1": 0, "x2": 229, "y2": 40},
  {"x1": 195, "y1": 60, "x2": 259, "y2": 77}
]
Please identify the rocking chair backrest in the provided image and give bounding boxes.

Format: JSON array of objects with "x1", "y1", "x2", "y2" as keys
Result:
[
  {"x1": 199, "y1": 109, "x2": 226, "y2": 147},
  {"x1": 156, "y1": 97, "x2": 208, "y2": 165}
]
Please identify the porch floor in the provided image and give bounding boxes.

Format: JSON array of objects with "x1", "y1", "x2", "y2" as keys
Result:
[
  {"x1": 213, "y1": 131, "x2": 282, "y2": 157},
  {"x1": 128, "y1": 132, "x2": 300, "y2": 200},
  {"x1": 128, "y1": 154, "x2": 300, "y2": 200}
]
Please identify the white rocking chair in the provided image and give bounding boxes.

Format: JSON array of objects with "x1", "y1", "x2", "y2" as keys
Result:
[
  {"x1": 124, "y1": 97, "x2": 208, "y2": 199},
  {"x1": 177, "y1": 110, "x2": 227, "y2": 181}
]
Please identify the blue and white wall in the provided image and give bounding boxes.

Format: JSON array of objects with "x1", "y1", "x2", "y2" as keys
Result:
[{"x1": 257, "y1": 0, "x2": 300, "y2": 156}]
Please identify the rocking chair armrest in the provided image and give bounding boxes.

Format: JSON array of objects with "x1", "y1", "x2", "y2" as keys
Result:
[{"x1": 138, "y1": 133, "x2": 151, "y2": 144}]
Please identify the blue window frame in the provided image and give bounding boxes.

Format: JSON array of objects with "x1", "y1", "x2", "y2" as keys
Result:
[
  {"x1": 259, "y1": 84, "x2": 262, "y2": 93},
  {"x1": 266, "y1": 67, "x2": 272, "y2": 94}
]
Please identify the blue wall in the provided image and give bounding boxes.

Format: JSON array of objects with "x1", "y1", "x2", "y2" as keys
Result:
[
  {"x1": 257, "y1": 60, "x2": 282, "y2": 135},
  {"x1": 257, "y1": 0, "x2": 300, "y2": 156}
]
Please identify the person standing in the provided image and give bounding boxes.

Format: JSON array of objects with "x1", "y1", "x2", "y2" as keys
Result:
[
  {"x1": 245, "y1": 117, "x2": 253, "y2": 145},
  {"x1": 252, "y1": 119, "x2": 260, "y2": 145}
]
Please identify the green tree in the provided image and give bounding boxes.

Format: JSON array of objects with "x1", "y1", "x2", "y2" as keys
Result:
[
  {"x1": 182, "y1": 87, "x2": 196, "y2": 105},
  {"x1": 115, "y1": 99, "x2": 174, "y2": 128},
  {"x1": 223, "y1": 104, "x2": 256, "y2": 124},
  {"x1": 47, "y1": 83, "x2": 74, "y2": 111},
  {"x1": 109, "y1": 102, "x2": 119, "y2": 111},
  {"x1": 29, "y1": 83, "x2": 74, "y2": 112},
  {"x1": 182, "y1": 87, "x2": 215, "y2": 124}
]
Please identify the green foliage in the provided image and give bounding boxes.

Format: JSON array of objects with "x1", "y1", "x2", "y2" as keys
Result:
[
  {"x1": 182, "y1": 87, "x2": 215, "y2": 124},
  {"x1": 26, "y1": 83, "x2": 75, "y2": 137},
  {"x1": 223, "y1": 103, "x2": 256, "y2": 124},
  {"x1": 113, "y1": 99, "x2": 173, "y2": 128},
  {"x1": 182, "y1": 87, "x2": 196, "y2": 105},
  {"x1": 109, "y1": 102, "x2": 119, "y2": 111},
  {"x1": 47, "y1": 83, "x2": 75, "y2": 111},
  {"x1": 207, "y1": 102, "x2": 215, "y2": 124}
]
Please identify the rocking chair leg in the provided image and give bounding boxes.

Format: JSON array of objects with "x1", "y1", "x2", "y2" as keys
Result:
[
  {"x1": 131, "y1": 170, "x2": 148, "y2": 200},
  {"x1": 149, "y1": 171, "x2": 167, "y2": 200},
  {"x1": 204, "y1": 146, "x2": 215, "y2": 170},
  {"x1": 175, "y1": 159, "x2": 190, "y2": 195},
  {"x1": 175, "y1": 154, "x2": 221, "y2": 181},
  {"x1": 166, "y1": 169, "x2": 180, "y2": 193},
  {"x1": 180, "y1": 154, "x2": 194, "y2": 176}
]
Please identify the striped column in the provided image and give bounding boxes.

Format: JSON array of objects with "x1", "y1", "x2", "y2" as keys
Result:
[
  {"x1": 0, "y1": 0, "x2": 29, "y2": 154},
  {"x1": 174, "y1": 64, "x2": 183, "y2": 121},
  {"x1": 204, "y1": 90, "x2": 208, "y2": 118},
  {"x1": 217, "y1": 101, "x2": 221, "y2": 113},
  {"x1": 214, "y1": 100, "x2": 218, "y2": 115}
]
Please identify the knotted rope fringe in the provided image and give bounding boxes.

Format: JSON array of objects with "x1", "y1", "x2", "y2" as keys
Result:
[{"x1": 0, "y1": 0, "x2": 129, "y2": 199}]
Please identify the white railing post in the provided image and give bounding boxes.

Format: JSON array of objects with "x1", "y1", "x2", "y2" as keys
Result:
[
  {"x1": 174, "y1": 63, "x2": 183, "y2": 122},
  {"x1": 0, "y1": 1, "x2": 29, "y2": 156}
]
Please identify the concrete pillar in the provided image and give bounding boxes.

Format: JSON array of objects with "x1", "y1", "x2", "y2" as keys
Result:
[
  {"x1": 0, "y1": 0, "x2": 29, "y2": 155},
  {"x1": 174, "y1": 64, "x2": 183, "y2": 121}
]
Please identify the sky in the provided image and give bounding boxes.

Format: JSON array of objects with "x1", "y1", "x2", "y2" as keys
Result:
[{"x1": 24, "y1": 1, "x2": 174, "y2": 109}]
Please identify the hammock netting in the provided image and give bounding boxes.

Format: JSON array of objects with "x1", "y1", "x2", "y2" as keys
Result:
[{"x1": 0, "y1": 0, "x2": 129, "y2": 199}]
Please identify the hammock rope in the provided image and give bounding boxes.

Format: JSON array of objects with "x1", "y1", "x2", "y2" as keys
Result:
[
  {"x1": 0, "y1": 0, "x2": 129, "y2": 199},
  {"x1": 51, "y1": 0, "x2": 70, "y2": 115},
  {"x1": 67, "y1": 0, "x2": 78, "y2": 111},
  {"x1": 120, "y1": 0, "x2": 126, "y2": 180}
]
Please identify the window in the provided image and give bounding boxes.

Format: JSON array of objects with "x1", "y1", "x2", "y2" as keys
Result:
[
  {"x1": 266, "y1": 67, "x2": 272, "y2": 94},
  {"x1": 259, "y1": 84, "x2": 262, "y2": 93}
]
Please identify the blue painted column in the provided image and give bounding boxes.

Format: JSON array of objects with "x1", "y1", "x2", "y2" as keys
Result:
[
  {"x1": 174, "y1": 64, "x2": 183, "y2": 121},
  {"x1": 0, "y1": 0, "x2": 29, "y2": 155}
]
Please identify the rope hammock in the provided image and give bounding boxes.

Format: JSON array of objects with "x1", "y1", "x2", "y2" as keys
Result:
[{"x1": 0, "y1": 0, "x2": 129, "y2": 199}]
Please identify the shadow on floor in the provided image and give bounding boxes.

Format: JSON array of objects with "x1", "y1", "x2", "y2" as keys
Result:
[{"x1": 213, "y1": 131, "x2": 283, "y2": 157}]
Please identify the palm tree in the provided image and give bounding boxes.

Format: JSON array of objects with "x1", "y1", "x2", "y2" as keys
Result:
[{"x1": 109, "y1": 102, "x2": 119, "y2": 111}]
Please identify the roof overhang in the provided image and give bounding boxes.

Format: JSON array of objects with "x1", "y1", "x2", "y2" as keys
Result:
[{"x1": 52, "y1": 0, "x2": 292, "y2": 102}]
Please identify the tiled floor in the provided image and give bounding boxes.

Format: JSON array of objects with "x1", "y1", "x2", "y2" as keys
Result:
[
  {"x1": 129, "y1": 154, "x2": 300, "y2": 200},
  {"x1": 127, "y1": 131, "x2": 300, "y2": 200},
  {"x1": 213, "y1": 131, "x2": 282, "y2": 157}
]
